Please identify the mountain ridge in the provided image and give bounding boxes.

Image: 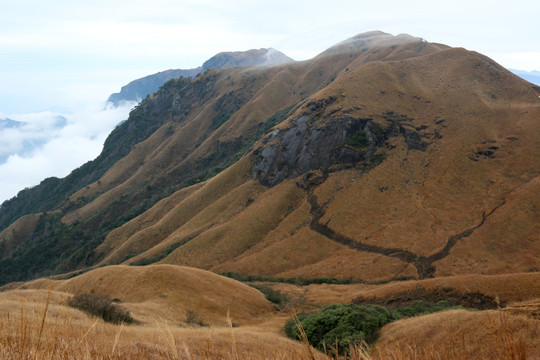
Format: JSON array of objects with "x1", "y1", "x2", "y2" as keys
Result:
[
  {"x1": 107, "y1": 47, "x2": 293, "y2": 106},
  {"x1": 0, "y1": 31, "x2": 539, "y2": 287}
]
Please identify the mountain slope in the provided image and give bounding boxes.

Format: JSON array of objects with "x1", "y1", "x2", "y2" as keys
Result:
[
  {"x1": 149, "y1": 49, "x2": 537, "y2": 280},
  {"x1": 0, "y1": 31, "x2": 538, "y2": 286}
]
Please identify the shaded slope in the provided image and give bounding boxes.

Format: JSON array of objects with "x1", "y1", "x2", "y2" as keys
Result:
[{"x1": 107, "y1": 68, "x2": 201, "y2": 105}]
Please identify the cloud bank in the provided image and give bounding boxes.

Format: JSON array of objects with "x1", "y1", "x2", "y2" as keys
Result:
[{"x1": 0, "y1": 101, "x2": 135, "y2": 203}]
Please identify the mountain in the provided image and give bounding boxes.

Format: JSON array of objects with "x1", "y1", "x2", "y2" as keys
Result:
[
  {"x1": 0, "y1": 31, "x2": 539, "y2": 287},
  {"x1": 107, "y1": 68, "x2": 201, "y2": 106},
  {"x1": 107, "y1": 48, "x2": 293, "y2": 106},
  {"x1": 200, "y1": 47, "x2": 292, "y2": 70},
  {"x1": 0, "y1": 118, "x2": 24, "y2": 129},
  {"x1": 510, "y1": 69, "x2": 540, "y2": 86}
]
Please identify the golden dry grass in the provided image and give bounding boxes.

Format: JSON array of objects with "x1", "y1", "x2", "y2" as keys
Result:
[
  {"x1": 0, "y1": 289, "x2": 328, "y2": 360},
  {"x1": 0, "y1": 213, "x2": 40, "y2": 259},
  {"x1": 22, "y1": 37, "x2": 537, "y2": 284},
  {"x1": 1, "y1": 288, "x2": 536, "y2": 360},
  {"x1": 97, "y1": 156, "x2": 259, "y2": 266},
  {"x1": 19, "y1": 264, "x2": 276, "y2": 326},
  {"x1": 371, "y1": 309, "x2": 540, "y2": 360}
]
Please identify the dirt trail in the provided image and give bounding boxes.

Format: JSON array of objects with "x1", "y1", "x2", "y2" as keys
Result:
[{"x1": 305, "y1": 179, "x2": 505, "y2": 279}]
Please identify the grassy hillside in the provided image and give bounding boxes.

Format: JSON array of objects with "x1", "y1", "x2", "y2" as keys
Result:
[
  {"x1": 91, "y1": 45, "x2": 540, "y2": 283},
  {"x1": 18, "y1": 264, "x2": 275, "y2": 325},
  {"x1": 0, "y1": 31, "x2": 538, "y2": 290},
  {"x1": 0, "y1": 31, "x2": 453, "y2": 284}
]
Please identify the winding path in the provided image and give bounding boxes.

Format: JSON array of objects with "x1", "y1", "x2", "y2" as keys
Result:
[{"x1": 306, "y1": 185, "x2": 505, "y2": 279}]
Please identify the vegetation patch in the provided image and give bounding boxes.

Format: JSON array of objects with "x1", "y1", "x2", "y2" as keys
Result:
[
  {"x1": 345, "y1": 129, "x2": 369, "y2": 150},
  {"x1": 220, "y1": 272, "x2": 360, "y2": 286},
  {"x1": 284, "y1": 301, "x2": 470, "y2": 355},
  {"x1": 251, "y1": 284, "x2": 287, "y2": 306},
  {"x1": 185, "y1": 310, "x2": 208, "y2": 326},
  {"x1": 68, "y1": 293, "x2": 136, "y2": 324},
  {"x1": 370, "y1": 152, "x2": 387, "y2": 165},
  {"x1": 355, "y1": 286, "x2": 501, "y2": 310},
  {"x1": 211, "y1": 109, "x2": 233, "y2": 129}
]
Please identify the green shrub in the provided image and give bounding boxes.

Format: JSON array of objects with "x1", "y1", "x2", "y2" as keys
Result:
[
  {"x1": 284, "y1": 304, "x2": 400, "y2": 355},
  {"x1": 68, "y1": 293, "x2": 136, "y2": 324},
  {"x1": 395, "y1": 300, "x2": 463, "y2": 318},
  {"x1": 345, "y1": 130, "x2": 369, "y2": 150},
  {"x1": 252, "y1": 285, "x2": 287, "y2": 305},
  {"x1": 220, "y1": 272, "x2": 359, "y2": 286},
  {"x1": 284, "y1": 301, "x2": 468, "y2": 355}
]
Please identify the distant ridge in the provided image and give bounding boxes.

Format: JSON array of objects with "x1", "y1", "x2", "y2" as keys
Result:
[
  {"x1": 107, "y1": 48, "x2": 293, "y2": 106},
  {"x1": 107, "y1": 68, "x2": 201, "y2": 106},
  {"x1": 510, "y1": 69, "x2": 540, "y2": 86}
]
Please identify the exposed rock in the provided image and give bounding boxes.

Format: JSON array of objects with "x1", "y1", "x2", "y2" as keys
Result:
[
  {"x1": 252, "y1": 111, "x2": 428, "y2": 187},
  {"x1": 252, "y1": 116, "x2": 377, "y2": 187}
]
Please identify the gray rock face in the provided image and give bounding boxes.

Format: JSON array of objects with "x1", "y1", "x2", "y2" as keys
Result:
[
  {"x1": 251, "y1": 105, "x2": 428, "y2": 187},
  {"x1": 252, "y1": 115, "x2": 384, "y2": 187}
]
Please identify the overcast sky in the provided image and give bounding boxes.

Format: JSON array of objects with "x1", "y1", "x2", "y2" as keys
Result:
[{"x1": 0, "y1": 0, "x2": 539, "y2": 203}]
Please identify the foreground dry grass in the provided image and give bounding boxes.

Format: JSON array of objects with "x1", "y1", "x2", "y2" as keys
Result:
[
  {"x1": 372, "y1": 309, "x2": 540, "y2": 360},
  {"x1": 0, "y1": 289, "x2": 324, "y2": 360},
  {"x1": 1, "y1": 289, "x2": 539, "y2": 359}
]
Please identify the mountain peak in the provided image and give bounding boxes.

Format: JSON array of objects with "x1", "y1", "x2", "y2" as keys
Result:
[
  {"x1": 318, "y1": 31, "x2": 427, "y2": 58},
  {"x1": 201, "y1": 48, "x2": 293, "y2": 71}
]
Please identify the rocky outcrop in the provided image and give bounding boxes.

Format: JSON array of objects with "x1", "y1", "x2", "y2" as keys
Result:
[
  {"x1": 251, "y1": 108, "x2": 427, "y2": 187},
  {"x1": 251, "y1": 116, "x2": 380, "y2": 186}
]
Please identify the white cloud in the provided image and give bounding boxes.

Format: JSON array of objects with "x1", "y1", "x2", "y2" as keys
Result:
[
  {"x1": 0, "y1": 102, "x2": 135, "y2": 203},
  {"x1": 490, "y1": 52, "x2": 540, "y2": 72}
]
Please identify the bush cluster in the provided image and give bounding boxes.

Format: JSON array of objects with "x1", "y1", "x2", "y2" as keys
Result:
[
  {"x1": 251, "y1": 285, "x2": 287, "y2": 305},
  {"x1": 68, "y1": 293, "x2": 136, "y2": 324},
  {"x1": 284, "y1": 301, "x2": 467, "y2": 355},
  {"x1": 285, "y1": 304, "x2": 397, "y2": 355},
  {"x1": 345, "y1": 130, "x2": 369, "y2": 149},
  {"x1": 185, "y1": 310, "x2": 207, "y2": 326}
]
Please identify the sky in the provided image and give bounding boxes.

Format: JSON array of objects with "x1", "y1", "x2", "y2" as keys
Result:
[{"x1": 0, "y1": 0, "x2": 539, "y2": 203}]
